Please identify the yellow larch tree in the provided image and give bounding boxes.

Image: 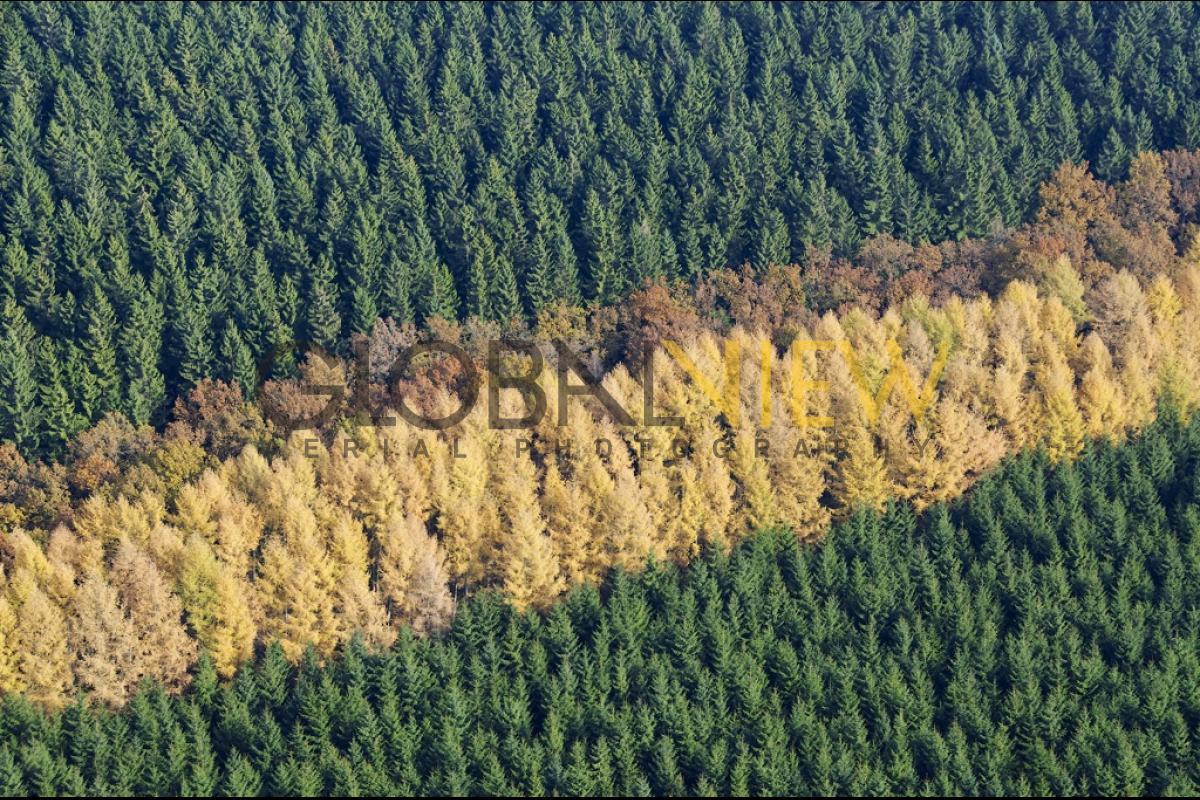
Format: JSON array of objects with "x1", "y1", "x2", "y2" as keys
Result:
[
  {"x1": 335, "y1": 571, "x2": 396, "y2": 650},
  {"x1": 635, "y1": 348, "x2": 721, "y2": 559},
  {"x1": 493, "y1": 430, "x2": 564, "y2": 611},
  {"x1": 879, "y1": 406, "x2": 935, "y2": 508},
  {"x1": 1040, "y1": 295, "x2": 1082, "y2": 364},
  {"x1": 109, "y1": 539, "x2": 196, "y2": 692},
  {"x1": 552, "y1": 402, "x2": 623, "y2": 577},
  {"x1": 1091, "y1": 270, "x2": 1150, "y2": 361},
  {"x1": 171, "y1": 473, "x2": 220, "y2": 540},
  {"x1": 323, "y1": 508, "x2": 371, "y2": 583},
  {"x1": 376, "y1": 513, "x2": 455, "y2": 635},
  {"x1": 633, "y1": 455, "x2": 678, "y2": 555},
  {"x1": 0, "y1": 587, "x2": 22, "y2": 695},
  {"x1": 44, "y1": 527, "x2": 101, "y2": 596},
  {"x1": 998, "y1": 280, "x2": 1043, "y2": 339},
  {"x1": 598, "y1": 458, "x2": 658, "y2": 572},
  {"x1": 608, "y1": 362, "x2": 683, "y2": 553},
  {"x1": 1177, "y1": 265, "x2": 1200, "y2": 401},
  {"x1": 670, "y1": 463, "x2": 706, "y2": 563},
  {"x1": 774, "y1": 336, "x2": 831, "y2": 535},
  {"x1": 764, "y1": 420, "x2": 829, "y2": 540},
  {"x1": 499, "y1": 506, "x2": 565, "y2": 613},
  {"x1": 541, "y1": 456, "x2": 600, "y2": 586},
  {"x1": 375, "y1": 422, "x2": 435, "y2": 520},
  {"x1": 171, "y1": 468, "x2": 263, "y2": 577},
  {"x1": 176, "y1": 535, "x2": 256, "y2": 677},
  {"x1": 1145, "y1": 274, "x2": 1200, "y2": 411},
  {"x1": 874, "y1": 322, "x2": 939, "y2": 506},
  {"x1": 237, "y1": 437, "x2": 324, "y2": 539},
  {"x1": 429, "y1": 399, "x2": 497, "y2": 587},
  {"x1": 0, "y1": 528, "x2": 75, "y2": 608},
  {"x1": 11, "y1": 583, "x2": 72, "y2": 711},
  {"x1": 887, "y1": 398, "x2": 1005, "y2": 510},
  {"x1": 990, "y1": 300, "x2": 1035, "y2": 451},
  {"x1": 840, "y1": 308, "x2": 891, "y2": 394},
  {"x1": 69, "y1": 487, "x2": 162, "y2": 541},
  {"x1": 69, "y1": 571, "x2": 141, "y2": 707},
  {"x1": 605, "y1": 408, "x2": 662, "y2": 563},
  {"x1": 1077, "y1": 333, "x2": 1128, "y2": 438},
  {"x1": 729, "y1": 424, "x2": 778, "y2": 534},
  {"x1": 832, "y1": 424, "x2": 893, "y2": 515},
  {"x1": 939, "y1": 295, "x2": 995, "y2": 412},
  {"x1": 255, "y1": 505, "x2": 342, "y2": 660},
  {"x1": 814, "y1": 312, "x2": 860, "y2": 424},
  {"x1": 227, "y1": 444, "x2": 274, "y2": 508},
  {"x1": 319, "y1": 507, "x2": 392, "y2": 649},
  {"x1": 691, "y1": 421, "x2": 738, "y2": 553},
  {"x1": 819, "y1": 312, "x2": 894, "y2": 515},
  {"x1": 1035, "y1": 341, "x2": 1088, "y2": 461},
  {"x1": 933, "y1": 398, "x2": 1006, "y2": 499},
  {"x1": 322, "y1": 428, "x2": 405, "y2": 538},
  {"x1": 1038, "y1": 254, "x2": 1089, "y2": 322}
]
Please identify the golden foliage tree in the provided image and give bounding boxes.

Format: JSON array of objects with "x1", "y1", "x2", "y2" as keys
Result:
[
  {"x1": 70, "y1": 572, "x2": 141, "y2": 707},
  {"x1": 833, "y1": 425, "x2": 893, "y2": 514},
  {"x1": 109, "y1": 540, "x2": 196, "y2": 692},
  {"x1": 1037, "y1": 344, "x2": 1088, "y2": 461},
  {"x1": 177, "y1": 535, "x2": 256, "y2": 678},
  {"x1": 1078, "y1": 333, "x2": 1128, "y2": 438},
  {"x1": 0, "y1": 591, "x2": 23, "y2": 696},
  {"x1": 12, "y1": 584, "x2": 72, "y2": 710},
  {"x1": 494, "y1": 439, "x2": 564, "y2": 611},
  {"x1": 541, "y1": 457, "x2": 599, "y2": 585},
  {"x1": 429, "y1": 404, "x2": 497, "y2": 586},
  {"x1": 256, "y1": 520, "x2": 342, "y2": 660},
  {"x1": 377, "y1": 514, "x2": 455, "y2": 636}
]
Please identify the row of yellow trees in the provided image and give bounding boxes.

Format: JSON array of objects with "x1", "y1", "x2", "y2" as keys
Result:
[{"x1": 3, "y1": 261, "x2": 1200, "y2": 708}]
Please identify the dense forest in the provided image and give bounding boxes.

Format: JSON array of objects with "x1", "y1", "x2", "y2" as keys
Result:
[
  {"x1": 4, "y1": 3, "x2": 1200, "y2": 795},
  {"x1": 2, "y1": 416, "x2": 1199, "y2": 795},
  {"x1": 3, "y1": 247, "x2": 1200, "y2": 702},
  {"x1": 3, "y1": 2, "x2": 1200, "y2": 460}
]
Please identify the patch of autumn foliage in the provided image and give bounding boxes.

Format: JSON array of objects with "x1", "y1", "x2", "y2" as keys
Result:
[{"x1": 4, "y1": 154, "x2": 1200, "y2": 709}]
